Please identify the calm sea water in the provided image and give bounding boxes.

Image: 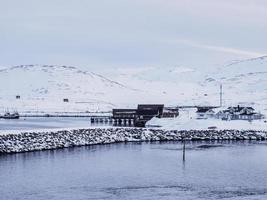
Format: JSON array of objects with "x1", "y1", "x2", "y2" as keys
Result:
[
  {"x1": 0, "y1": 117, "x2": 94, "y2": 130},
  {"x1": 1, "y1": 141, "x2": 267, "y2": 200}
]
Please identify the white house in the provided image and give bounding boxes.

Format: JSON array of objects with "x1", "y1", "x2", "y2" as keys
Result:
[
  {"x1": 216, "y1": 105, "x2": 264, "y2": 121},
  {"x1": 196, "y1": 107, "x2": 216, "y2": 119}
]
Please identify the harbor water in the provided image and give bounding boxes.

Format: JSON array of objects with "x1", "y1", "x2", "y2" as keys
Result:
[
  {"x1": 0, "y1": 117, "x2": 95, "y2": 131},
  {"x1": 1, "y1": 141, "x2": 267, "y2": 200}
]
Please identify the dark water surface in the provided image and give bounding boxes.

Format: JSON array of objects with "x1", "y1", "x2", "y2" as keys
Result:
[
  {"x1": 1, "y1": 141, "x2": 267, "y2": 200},
  {"x1": 0, "y1": 117, "x2": 93, "y2": 130}
]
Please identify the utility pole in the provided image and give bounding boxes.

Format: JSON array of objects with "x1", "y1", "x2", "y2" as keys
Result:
[{"x1": 220, "y1": 84, "x2": 223, "y2": 107}]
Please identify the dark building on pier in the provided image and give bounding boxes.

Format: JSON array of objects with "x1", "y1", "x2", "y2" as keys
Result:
[
  {"x1": 63, "y1": 98, "x2": 69, "y2": 102},
  {"x1": 112, "y1": 104, "x2": 165, "y2": 127},
  {"x1": 112, "y1": 109, "x2": 137, "y2": 125},
  {"x1": 135, "y1": 104, "x2": 164, "y2": 127},
  {"x1": 112, "y1": 109, "x2": 137, "y2": 119}
]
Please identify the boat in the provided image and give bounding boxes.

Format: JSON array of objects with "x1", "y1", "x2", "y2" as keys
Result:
[{"x1": 2, "y1": 111, "x2": 20, "y2": 119}]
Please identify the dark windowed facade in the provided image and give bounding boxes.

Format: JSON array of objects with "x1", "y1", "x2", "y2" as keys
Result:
[{"x1": 112, "y1": 104, "x2": 165, "y2": 127}]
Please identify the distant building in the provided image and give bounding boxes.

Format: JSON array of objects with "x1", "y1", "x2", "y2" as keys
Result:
[
  {"x1": 135, "y1": 104, "x2": 164, "y2": 127},
  {"x1": 112, "y1": 109, "x2": 137, "y2": 119},
  {"x1": 162, "y1": 107, "x2": 179, "y2": 118},
  {"x1": 196, "y1": 106, "x2": 216, "y2": 119},
  {"x1": 216, "y1": 105, "x2": 264, "y2": 121},
  {"x1": 112, "y1": 109, "x2": 137, "y2": 125},
  {"x1": 112, "y1": 104, "x2": 164, "y2": 127}
]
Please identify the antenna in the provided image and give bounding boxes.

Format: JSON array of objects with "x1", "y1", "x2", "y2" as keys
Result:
[{"x1": 220, "y1": 84, "x2": 223, "y2": 107}]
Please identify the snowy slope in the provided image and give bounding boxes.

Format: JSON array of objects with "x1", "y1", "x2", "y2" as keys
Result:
[
  {"x1": 98, "y1": 66, "x2": 220, "y2": 107},
  {"x1": 1, "y1": 56, "x2": 267, "y2": 113},
  {"x1": 99, "y1": 55, "x2": 267, "y2": 113},
  {"x1": 0, "y1": 64, "x2": 215, "y2": 113},
  {"x1": 203, "y1": 56, "x2": 267, "y2": 113},
  {"x1": 147, "y1": 116, "x2": 267, "y2": 131},
  {"x1": 0, "y1": 65, "x2": 146, "y2": 113}
]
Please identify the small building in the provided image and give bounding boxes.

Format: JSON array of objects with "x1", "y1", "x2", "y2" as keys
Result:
[
  {"x1": 135, "y1": 104, "x2": 164, "y2": 127},
  {"x1": 216, "y1": 105, "x2": 264, "y2": 121},
  {"x1": 162, "y1": 107, "x2": 179, "y2": 118},
  {"x1": 63, "y1": 98, "x2": 69, "y2": 102},
  {"x1": 196, "y1": 106, "x2": 216, "y2": 119}
]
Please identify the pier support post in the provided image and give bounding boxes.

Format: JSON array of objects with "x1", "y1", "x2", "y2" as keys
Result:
[{"x1": 182, "y1": 139, "x2": 186, "y2": 162}]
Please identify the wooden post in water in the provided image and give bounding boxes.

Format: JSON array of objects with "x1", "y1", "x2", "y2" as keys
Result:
[{"x1": 182, "y1": 138, "x2": 186, "y2": 162}]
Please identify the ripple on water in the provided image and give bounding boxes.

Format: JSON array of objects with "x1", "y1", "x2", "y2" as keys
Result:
[
  {"x1": 1, "y1": 141, "x2": 267, "y2": 200},
  {"x1": 199, "y1": 187, "x2": 267, "y2": 199}
]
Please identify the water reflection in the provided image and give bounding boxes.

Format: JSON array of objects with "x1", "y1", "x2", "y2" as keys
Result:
[{"x1": 1, "y1": 141, "x2": 267, "y2": 200}]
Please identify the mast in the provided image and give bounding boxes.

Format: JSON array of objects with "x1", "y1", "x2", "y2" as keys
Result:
[{"x1": 220, "y1": 84, "x2": 223, "y2": 107}]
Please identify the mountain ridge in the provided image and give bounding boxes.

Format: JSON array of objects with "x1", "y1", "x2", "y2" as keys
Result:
[{"x1": 1, "y1": 57, "x2": 266, "y2": 113}]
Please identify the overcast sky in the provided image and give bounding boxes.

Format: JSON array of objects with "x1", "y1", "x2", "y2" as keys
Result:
[{"x1": 1, "y1": 0, "x2": 267, "y2": 69}]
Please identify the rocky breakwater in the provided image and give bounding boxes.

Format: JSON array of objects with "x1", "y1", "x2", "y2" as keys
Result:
[{"x1": 0, "y1": 128, "x2": 267, "y2": 154}]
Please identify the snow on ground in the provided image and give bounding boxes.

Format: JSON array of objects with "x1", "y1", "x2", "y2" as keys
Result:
[
  {"x1": 99, "y1": 56, "x2": 267, "y2": 111},
  {"x1": 146, "y1": 107, "x2": 267, "y2": 131},
  {"x1": 147, "y1": 116, "x2": 267, "y2": 131},
  {"x1": 203, "y1": 56, "x2": 267, "y2": 112},
  {"x1": 0, "y1": 55, "x2": 267, "y2": 114},
  {"x1": 0, "y1": 64, "x2": 144, "y2": 113},
  {"x1": 98, "y1": 65, "x2": 214, "y2": 107}
]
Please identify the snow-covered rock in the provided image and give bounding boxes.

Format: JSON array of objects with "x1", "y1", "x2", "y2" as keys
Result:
[{"x1": 0, "y1": 127, "x2": 267, "y2": 154}]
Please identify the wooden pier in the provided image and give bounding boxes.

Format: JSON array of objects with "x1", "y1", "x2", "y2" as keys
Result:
[{"x1": 90, "y1": 116, "x2": 135, "y2": 126}]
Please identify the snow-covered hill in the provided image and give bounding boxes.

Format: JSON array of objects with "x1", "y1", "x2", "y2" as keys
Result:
[
  {"x1": 203, "y1": 56, "x2": 267, "y2": 113},
  {"x1": 1, "y1": 56, "x2": 267, "y2": 114},
  {"x1": 100, "y1": 55, "x2": 267, "y2": 113},
  {"x1": 0, "y1": 65, "x2": 145, "y2": 113},
  {"x1": 97, "y1": 66, "x2": 220, "y2": 106}
]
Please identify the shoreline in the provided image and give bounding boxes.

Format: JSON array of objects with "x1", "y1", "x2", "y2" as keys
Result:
[{"x1": 1, "y1": 128, "x2": 267, "y2": 154}]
